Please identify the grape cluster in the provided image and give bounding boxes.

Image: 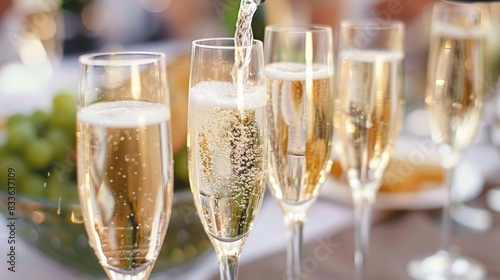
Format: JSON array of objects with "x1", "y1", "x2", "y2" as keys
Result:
[{"x1": 0, "y1": 93, "x2": 77, "y2": 202}]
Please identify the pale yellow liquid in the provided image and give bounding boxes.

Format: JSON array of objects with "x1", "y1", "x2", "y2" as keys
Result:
[
  {"x1": 426, "y1": 26, "x2": 486, "y2": 152},
  {"x1": 77, "y1": 100, "x2": 173, "y2": 274},
  {"x1": 188, "y1": 81, "x2": 267, "y2": 242},
  {"x1": 266, "y1": 62, "x2": 334, "y2": 204},
  {"x1": 336, "y1": 50, "x2": 404, "y2": 190}
]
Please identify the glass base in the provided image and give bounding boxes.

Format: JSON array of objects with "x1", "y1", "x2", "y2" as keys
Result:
[{"x1": 407, "y1": 250, "x2": 486, "y2": 280}]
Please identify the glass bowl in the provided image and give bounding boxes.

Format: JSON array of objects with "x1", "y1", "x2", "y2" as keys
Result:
[{"x1": 0, "y1": 189, "x2": 211, "y2": 278}]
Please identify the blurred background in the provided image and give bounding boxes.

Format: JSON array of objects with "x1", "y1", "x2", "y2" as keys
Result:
[
  {"x1": 0, "y1": 0, "x2": 500, "y2": 279},
  {"x1": 0, "y1": 0, "x2": 499, "y2": 113}
]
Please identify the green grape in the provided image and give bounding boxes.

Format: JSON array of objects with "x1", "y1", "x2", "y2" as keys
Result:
[
  {"x1": 45, "y1": 127, "x2": 71, "y2": 160},
  {"x1": 19, "y1": 173, "x2": 46, "y2": 197},
  {"x1": 32, "y1": 109, "x2": 52, "y2": 131},
  {"x1": 45, "y1": 173, "x2": 68, "y2": 201},
  {"x1": 6, "y1": 113, "x2": 32, "y2": 129},
  {"x1": 25, "y1": 138, "x2": 54, "y2": 169},
  {"x1": 174, "y1": 147, "x2": 189, "y2": 186},
  {"x1": 0, "y1": 146, "x2": 7, "y2": 157},
  {"x1": 5, "y1": 121, "x2": 37, "y2": 152},
  {"x1": 50, "y1": 106, "x2": 76, "y2": 133},
  {"x1": 67, "y1": 115, "x2": 77, "y2": 133},
  {"x1": 0, "y1": 156, "x2": 28, "y2": 191},
  {"x1": 51, "y1": 93, "x2": 78, "y2": 140},
  {"x1": 53, "y1": 92, "x2": 77, "y2": 110}
]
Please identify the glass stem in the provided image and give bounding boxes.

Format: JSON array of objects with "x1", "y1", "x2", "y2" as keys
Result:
[
  {"x1": 219, "y1": 255, "x2": 240, "y2": 280},
  {"x1": 441, "y1": 158, "x2": 458, "y2": 274},
  {"x1": 284, "y1": 218, "x2": 304, "y2": 280},
  {"x1": 352, "y1": 189, "x2": 374, "y2": 280}
]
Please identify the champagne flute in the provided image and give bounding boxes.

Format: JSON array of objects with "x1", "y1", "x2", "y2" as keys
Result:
[
  {"x1": 187, "y1": 38, "x2": 267, "y2": 280},
  {"x1": 336, "y1": 20, "x2": 405, "y2": 280},
  {"x1": 407, "y1": 3, "x2": 488, "y2": 279},
  {"x1": 264, "y1": 25, "x2": 334, "y2": 280},
  {"x1": 0, "y1": 0, "x2": 63, "y2": 93},
  {"x1": 77, "y1": 52, "x2": 174, "y2": 280}
]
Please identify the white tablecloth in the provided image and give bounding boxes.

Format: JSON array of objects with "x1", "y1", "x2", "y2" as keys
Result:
[{"x1": 0, "y1": 197, "x2": 353, "y2": 280}]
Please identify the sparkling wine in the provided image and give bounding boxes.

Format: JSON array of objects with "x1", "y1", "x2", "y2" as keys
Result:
[
  {"x1": 188, "y1": 81, "x2": 267, "y2": 242},
  {"x1": 232, "y1": 0, "x2": 260, "y2": 101},
  {"x1": 234, "y1": 0, "x2": 259, "y2": 51},
  {"x1": 336, "y1": 50, "x2": 404, "y2": 190},
  {"x1": 77, "y1": 100, "x2": 173, "y2": 273},
  {"x1": 426, "y1": 24, "x2": 486, "y2": 152},
  {"x1": 265, "y1": 62, "x2": 334, "y2": 204}
]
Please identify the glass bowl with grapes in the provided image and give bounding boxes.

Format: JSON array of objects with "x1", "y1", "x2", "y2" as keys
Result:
[{"x1": 0, "y1": 58, "x2": 211, "y2": 277}]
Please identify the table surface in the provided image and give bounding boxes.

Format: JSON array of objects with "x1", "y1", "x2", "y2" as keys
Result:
[
  {"x1": 228, "y1": 145, "x2": 500, "y2": 280},
  {"x1": 1, "y1": 144, "x2": 499, "y2": 280}
]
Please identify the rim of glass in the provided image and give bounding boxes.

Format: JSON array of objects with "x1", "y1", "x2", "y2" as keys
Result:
[
  {"x1": 192, "y1": 37, "x2": 263, "y2": 50},
  {"x1": 79, "y1": 51, "x2": 165, "y2": 66},
  {"x1": 434, "y1": 1, "x2": 483, "y2": 15},
  {"x1": 340, "y1": 19, "x2": 404, "y2": 31},
  {"x1": 265, "y1": 24, "x2": 332, "y2": 33}
]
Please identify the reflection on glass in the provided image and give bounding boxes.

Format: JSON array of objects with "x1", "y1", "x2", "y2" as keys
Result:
[
  {"x1": 264, "y1": 25, "x2": 334, "y2": 280},
  {"x1": 187, "y1": 38, "x2": 267, "y2": 280},
  {"x1": 77, "y1": 52, "x2": 173, "y2": 280},
  {"x1": 407, "y1": 2, "x2": 488, "y2": 279},
  {"x1": 336, "y1": 20, "x2": 405, "y2": 280}
]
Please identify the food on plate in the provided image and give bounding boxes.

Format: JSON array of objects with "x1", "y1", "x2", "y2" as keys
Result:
[{"x1": 330, "y1": 155, "x2": 444, "y2": 192}]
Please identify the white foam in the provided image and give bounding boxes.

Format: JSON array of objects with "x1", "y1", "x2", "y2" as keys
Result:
[
  {"x1": 433, "y1": 24, "x2": 487, "y2": 39},
  {"x1": 78, "y1": 100, "x2": 170, "y2": 127},
  {"x1": 265, "y1": 62, "x2": 332, "y2": 80},
  {"x1": 339, "y1": 50, "x2": 404, "y2": 63},
  {"x1": 190, "y1": 81, "x2": 266, "y2": 109}
]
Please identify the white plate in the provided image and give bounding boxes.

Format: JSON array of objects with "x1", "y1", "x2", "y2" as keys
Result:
[{"x1": 320, "y1": 159, "x2": 484, "y2": 210}]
